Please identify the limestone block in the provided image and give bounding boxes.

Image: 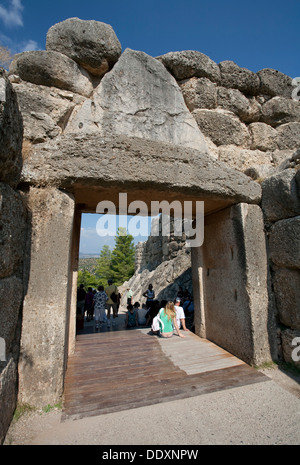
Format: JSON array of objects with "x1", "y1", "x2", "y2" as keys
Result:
[
  {"x1": 244, "y1": 164, "x2": 276, "y2": 181},
  {"x1": 156, "y1": 50, "x2": 221, "y2": 83},
  {"x1": 0, "y1": 276, "x2": 23, "y2": 354},
  {"x1": 257, "y1": 68, "x2": 294, "y2": 98},
  {"x1": 192, "y1": 108, "x2": 250, "y2": 147},
  {"x1": 272, "y1": 149, "x2": 296, "y2": 168},
  {"x1": 179, "y1": 77, "x2": 217, "y2": 111},
  {"x1": 9, "y1": 51, "x2": 94, "y2": 97},
  {"x1": 275, "y1": 122, "x2": 300, "y2": 150},
  {"x1": 0, "y1": 70, "x2": 23, "y2": 187},
  {"x1": 219, "y1": 60, "x2": 260, "y2": 95},
  {"x1": 248, "y1": 122, "x2": 278, "y2": 152},
  {"x1": 261, "y1": 96, "x2": 300, "y2": 127},
  {"x1": 273, "y1": 268, "x2": 300, "y2": 330},
  {"x1": 268, "y1": 216, "x2": 300, "y2": 268},
  {"x1": 12, "y1": 81, "x2": 84, "y2": 144},
  {"x1": 261, "y1": 170, "x2": 300, "y2": 222},
  {"x1": 19, "y1": 187, "x2": 75, "y2": 407},
  {"x1": 20, "y1": 133, "x2": 262, "y2": 210},
  {"x1": 201, "y1": 204, "x2": 272, "y2": 365},
  {"x1": 0, "y1": 183, "x2": 27, "y2": 279},
  {"x1": 218, "y1": 145, "x2": 274, "y2": 173},
  {"x1": 281, "y1": 328, "x2": 300, "y2": 367},
  {"x1": 65, "y1": 48, "x2": 208, "y2": 152},
  {"x1": 46, "y1": 17, "x2": 122, "y2": 77},
  {"x1": 217, "y1": 87, "x2": 261, "y2": 122}
]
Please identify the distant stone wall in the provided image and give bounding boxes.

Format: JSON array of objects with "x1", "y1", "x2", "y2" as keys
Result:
[
  {"x1": 125, "y1": 216, "x2": 192, "y2": 306},
  {"x1": 0, "y1": 70, "x2": 27, "y2": 443}
]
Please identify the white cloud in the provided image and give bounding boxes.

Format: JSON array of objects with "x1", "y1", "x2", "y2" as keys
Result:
[
  {"x1": 0, "y1": 0, "x2": 24, "y2": 28},
  {"x1": 21, "y1": 39, "x2": 39, "y2": 52}
]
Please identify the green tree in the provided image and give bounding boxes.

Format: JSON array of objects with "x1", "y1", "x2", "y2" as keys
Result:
[
  {"x1": 95, "y1": 245, "x2": 112, "y2": 286},
  {"x1": 78, "y1": 269, "x2": 98, "y2": 289},
  {"x1": 110, "y1": 227, "x2": 135, "y2": 286}
]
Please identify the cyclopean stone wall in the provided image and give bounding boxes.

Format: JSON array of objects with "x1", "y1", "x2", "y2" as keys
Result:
[
  {"x1": 261, "y1": 160, "x2": 300, "y2": 368},
  {"x1": 1, "y1": 17, "x2": 299, "y2": 440},
  {"x1": 0, "y1": 71, "x2": 27, "y2": 443}
]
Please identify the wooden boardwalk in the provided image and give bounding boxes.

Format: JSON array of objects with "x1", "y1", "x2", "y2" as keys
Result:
[{"x1": 62, "y1": 322, "x2": 268, "y2": 421}]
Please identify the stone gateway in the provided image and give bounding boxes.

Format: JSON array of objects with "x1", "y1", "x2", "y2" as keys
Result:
[{"x1": 0, "y1": 17, "x2": 299, "y2": 443}]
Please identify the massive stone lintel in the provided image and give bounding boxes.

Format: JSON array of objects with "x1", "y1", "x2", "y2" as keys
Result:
[{"x1": 21, "y1": 133, "x2": 261, "y2": 215}]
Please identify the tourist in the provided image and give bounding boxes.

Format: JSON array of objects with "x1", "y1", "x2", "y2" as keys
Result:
[
  {"x1": 105, "y1": 279, "x2": 119, "y2": 327},
  {"x1": 85, "y1": 287, "x2": 94, "y2": 321},
  {"x1": 125, "y1": 304, "x2": 138, "y2": 328},
  {"x1": 143, "y1": 284, "x2": 155, "y2": 308},
  {"x1": 183, "y1": 297, "x2": 194, "y2": 314},
  {"x1": 135, "y1": 302, "x2": 147, "y2": 326},
  {"x1": 77, "y1": 284, "x2": 86, "y2": 316},
  {"x1": 126, "y1": 287, "x2": 133, "y2": 306},
  {"x1": 93, "y1": 285, "x2": 108, "y2": 330},
  {"x1": 174, "y1": 297, "x2": 189, "y2": 331},
  {"x1": 157, "y1": 301, "x2": 185, "y2": 338}
]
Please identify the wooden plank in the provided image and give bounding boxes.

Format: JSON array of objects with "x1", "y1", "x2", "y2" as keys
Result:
[{"x1": 62, "y1": 327, "x2": 269, "y2": 421}]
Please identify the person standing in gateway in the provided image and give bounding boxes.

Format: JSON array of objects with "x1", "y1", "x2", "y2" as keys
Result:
[{"x1": 105, "y1": 279, "x2": 119, "y2": 327}]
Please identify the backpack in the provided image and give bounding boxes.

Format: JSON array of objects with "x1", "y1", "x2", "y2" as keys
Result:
[
  {"x1": 110, "y1": 292, "x2": 118, "y2": 303},
  {"x1": 110, "y1": 286, "x2": 118, "y2": 303},
  {"x1": 151, "y1": 309, "x2": 164, "y2": 332}
]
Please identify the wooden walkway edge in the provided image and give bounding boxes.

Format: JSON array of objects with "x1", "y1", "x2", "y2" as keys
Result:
[{"x1": 62, "y1": 327, "x2": 269, "y2": 421}]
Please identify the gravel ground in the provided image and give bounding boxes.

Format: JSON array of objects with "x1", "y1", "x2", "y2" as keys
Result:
[{"x1": 4, "y1": 365, "x2": 300, "y2": 446}]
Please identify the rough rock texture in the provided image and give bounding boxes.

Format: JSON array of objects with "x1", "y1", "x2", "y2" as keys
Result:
[
  {"x1": 0, "y1": 183, "x2": 27, "y2": 278},
  {"x1": 193, "y1": 108, "x2": 250, "y2": 147},
  {"x1": 18, "y1": 187, "x2": 75, "y2": 408},
  {"x1": 122, "y1": 216, "x2": 193, "y2": 307},
  {"x1": 257, "y1": 68, "x2": 294, "y2": 98},
  {"x1": 276, "y1": 122, "x2": 300, "y2": 150},
  {"x1": 262, "y1": 168, "x2": 300, "y2": 367},
  {"x1": 9, "y1": 51, "x2": 94, "y2": 97},
  {"x1": 261, "y1": 96, "x2": 300, "y2": 127},
  {"x1": 197, "y1": 203, "x2": 273, "y2": 365},
  {"x1": 46, "y1": 17, "x2": 122, "y2": 76},
  {"x1": 65, "y1": 48, "x2": 208, "y2": 152},
  {"x1": 20, "y1": 133, "x2": 262, "y2": 213},
  {"x1": 261, "y1": 169, "x2": 300, "y2": 222},
  {"x1": 0, "y1": 71, "x2": 26, "y2": 445},
  {"x1": 219, "y1": 60, "x2": 260, "y2": 95},
  {"x1": 273, "y1": 268, "x2": 300, "y2": 330},
  {"x1": 179, "y1": 77, "x2": 218, "y2": 111},
  {"x1": 268, "y1": 216, "x2": 300, "y2": 268},
  {"x1": 10, "y1": 81, "x2": 84, "y2": 144},
  {"x1": 0, "y1": 70, "x2": 23, "y2": 187},
  {"x1": 157, "y1": 50, "x2": 221, "y2": 83},
  {"x1": 157, "y1": 53, "x2": 300, "y2": 178},
  {"x1": 248, "y1": 122, "x2": 278, "y2": 152}
]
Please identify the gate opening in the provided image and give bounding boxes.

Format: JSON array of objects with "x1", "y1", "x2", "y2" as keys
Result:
[{"x1": 74, "y1": 211, "x2": 195, "y2": 337}]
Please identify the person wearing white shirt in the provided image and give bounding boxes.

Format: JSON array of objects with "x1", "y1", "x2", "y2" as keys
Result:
[{"x1": 174, "y1": 297, "x2": 189, "y2": 331}]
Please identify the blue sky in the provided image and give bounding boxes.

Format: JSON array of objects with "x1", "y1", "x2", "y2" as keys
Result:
[
  {"x1": 0, "y1": 0, "x2": 299, "y2": 76},
  {"x1": 1, "y1": 0, "x2": 299, "y2": 254}
]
